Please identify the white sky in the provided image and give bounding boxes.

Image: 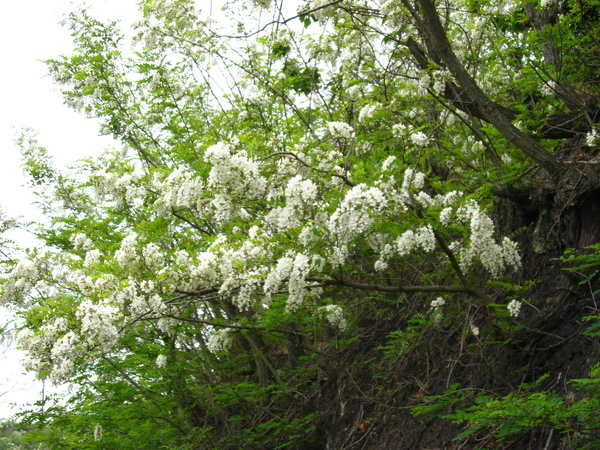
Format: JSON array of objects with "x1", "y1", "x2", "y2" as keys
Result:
[{"x1": 0, "y1": 0, "x2": 140, "y2": 420}]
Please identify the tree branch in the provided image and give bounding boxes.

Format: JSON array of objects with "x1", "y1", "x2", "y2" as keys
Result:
[{"x1": 411, "y1": 0, "x2": 566, "y2": 174}]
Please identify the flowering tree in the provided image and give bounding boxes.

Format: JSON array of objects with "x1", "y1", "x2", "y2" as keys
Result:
[{"x1": 3, "y1": 0, "x2": 600, "y2": 448}]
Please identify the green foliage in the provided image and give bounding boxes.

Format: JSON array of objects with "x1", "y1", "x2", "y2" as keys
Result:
[
  {"x1": 435, "y1": 368, "x2": 600, "y2": 449},
  {"x1": 413, "y1": 245, "x2": 600, "y2": 447}
]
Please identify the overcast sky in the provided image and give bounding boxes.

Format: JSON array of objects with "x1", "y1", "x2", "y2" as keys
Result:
[{"x1": 0, "y1": 0, "x2": 140, "y2": 420}]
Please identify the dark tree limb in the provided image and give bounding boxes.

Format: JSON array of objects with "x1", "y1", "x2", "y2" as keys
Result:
[
  {"x1": 415, "y1": 0, "x2": 563, "y2": 174},
  {"x1": 405, "y1": 37, "x2": 599, "y2": 140}
]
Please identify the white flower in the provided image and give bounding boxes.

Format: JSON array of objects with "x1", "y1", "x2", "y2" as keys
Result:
[
  {"x1": 327, "y1": 121, "x2": 355, "y2": 140},
  {"x1": 381, "y1": 156, "x2": 397, "y2": 172},
  {"x1": 84, "y1": 249, "x2": 102, "y2": 267},
  {"x1": 348, "y1": 85, "x2": 362, "y2": 98},
  {"x1": 142, "y1": 243, "x2": 164, "y2": 269},
  {"x1": 540, "y1": 80, "x2": 555, "y2": 96},
  {"x1": 410, "y1": 131, "x2": 429, "y2": 147},
  {"x1": 76, "y1": 274, "x2": 95, "y2": 295},
  {"x1": 392, "y1": 123, "x2": 406, "y2": 138},
  {"x1": 204, "y1": 142, "x2": 266, "y2": 218},
  {"x1": 586, "y1": 129, "x2": 598, "y2": 147},
  {"x1": 207, "y1": 328, "x2": 234, "y2": 353},
  {"x1": 417, "y1": 72, "x2": 431, "y2": 94},
  {"x1": 94, "y1": 424, "x2": 103, "y2": 441},
  {"x1": 374, "y1": 260, "x2": 388, "y2": 271},
  {"x1": 456, "y1": 201, "x2": 520, "y2": 276},
  {"x1": 507, "y1": 299, "x2": 522, "y2": 317},
  {"x1": 380, "y1": 0, "x2": 398, "y2": 15},
  {"x1": 320, "y1": 304, "x2": 348, "y2": 330},
  {"x1": 358, "y1": 103, "x2": 379, "y2": 122},
  {"x1": 115, "y1": 234, "x2": 139, "y2": 270},
  {"x1": 76, "y1": 300, "x2": 121, "y2": 352},
  {"x1": 396, "y1": 229, "x2": 416, "y2": 256},
  {"x1": 71, "y1": 233, "x2": 94, "y2": 251},
  {"x1": 140, "y1": 280, "x2": 155, "y2": 294},
  {"x1": 431, "y1": 297, "x2": 446, "y2": 308},
  {"x1": 156, "y1": 354, "x2": 168, "y2": 368},
  {"x1": 440, "y1": 207, "x2": 453, "y2": 226},
  {"x1": 287, "y1": 253, "x2": 311, "y2": 311}
]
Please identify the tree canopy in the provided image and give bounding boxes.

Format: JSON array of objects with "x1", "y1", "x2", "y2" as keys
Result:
[{"x1": 3, "y1": 0, "x2": 600, "y2": 448}]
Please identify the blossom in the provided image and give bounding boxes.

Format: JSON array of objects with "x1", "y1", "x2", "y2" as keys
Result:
[
  {"x1": 76, "y1": 300, "x2": 121, "y2": 352},
  {"x1": 456, "y1": 201, "x2": 521, "y2": 276},
  {"x1": 327, "y1": 121, "x2": 355, "y2": 140},
  {"x1": 287, "y1": 253, "x2": 312, "y2": 311},
  {"x1": 142, "y1": 243, "x2": 164, "y2": 269},
  {"x1": 207, "y1": 328, "x2": 234, "y2": 353},
  {"x1": 358, "y1": 103, "x2": 379, "y2": 122},
  {"x1": 156, "y1": 354, "x2": 168, "y2": 368},
  {"x1": 311, "y1": 0, "x2": 338, "y2": 21},
  {"x1": 71, "y1": 233, "x2": 94, "y2": 251},
  {"x1": 320, "y1": 304, "x2": 348, "y2": 330},
  {"x1": 507, "y1": 299, "x2": 522, "y2": 317},
  {"x1": 410, "y1": 131, "x2": 429, "y2": 147},
  {"x1": 396, "y1": 225, "x2": 435, "y2": 256},
  {"x1": 94, "y1": 424, "x2": 103, "y2": 442},
  {"x1": 328, "y1": 184, "x2": 388, "y2": 241},
  {"x1": 431, "y1": 297, "x2": 446, "y2": 308},
  {"x1": 204, "y1": 142, "x2": 266, "y2": 219},
  {"x1": 392, "y1": 123, "x2": 406, "y2": 138},
  {"x1": 586, "y1": 129, "x2": 598, "y2": 147},
  {"x1": 115, "y1": 233, "x2": 139, "y2": 270},
  {"x1": 84, "y1": 249, "x2": 102, "y2": 267},
  {"x1": 381, "y1": 156, "x2": 397, "y2": 172}
]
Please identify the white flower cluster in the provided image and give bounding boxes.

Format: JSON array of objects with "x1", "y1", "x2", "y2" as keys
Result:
[
  {"x1": 586, "y1": 129, "x2": 599, "y2": 147},
  {"x1": 451, "y1": 201, "x2": 521, "y2": 276},
  {"x1": 287, "y1": 253, "x2": 312, "y2": 311},
  {"x1": 156, "y1": 354, "x2": 168, "y2": 368},
  {"x1": 396, "y1": 225, "x2": 436, "y2": 256},
  {"x1": 94, "y1": 424, "x2": 103, "y2": 442},
  {"x1": 410, "y1": 131, "x2": 429, "y2": 147},
  {"x1": 71, "y1": 233, "x2": 94, "y2": 251},
  {"x1": 115, "y1": 234, "x2": 140, "y2": 270},
  {"x1": 507, "y1": 299, "x2": 522, "y2": 317},
  {"x1": 154, "y1": 168, "x2": 204, "y2": 216},
  {"x1": 205, "y1": 143, "x2": 266, "y2": 222},
  {"x1": 2, "y1": 258, "x2": 41, "y2": 304},
  {"x1": 207, "y1": 328, "x2": 234, "y2": 353},
  {"x1": 311, "y1": 0, "x2": 340, "y2": 22},
  {"x1": 270, "y1": 175, "x2": 319, "y2": 230},
  {"x1": 328, "y1": 184, "x2": 388, "y2": 242},
  {"x1": 326, "y1": 121, "x2": 355, "y2": 140},
  {"x1": 380, "y1": 0, "x2": 400, "y2": 16},
  {"x1": 431, "y1": 297, "x2": 446, "y2": 308},
  {"x1": 358, "y1": 103, "x2": 380, "y2": 123},
  {"x1": 320, "y1": 304, "x2": 348, "y2": 330},
  {"x1": 84, "y1": 249, "x2": 102, "y2": 267},
  {"x1": 142, "y1": 243, "x2": 164, "y2": 270},
  {"x1": 48, "y1": 331, "x2": 79, "y2": 382},
  {"x1": 263, "y1": 252, "x2": 315, "y2": 311},
  {"x1": 93, "y1": 170, "x2": 144, "y2": 206},
  {"x1": 76, "y1": 299, "x2": 122, "y2": 352},
  {"x1": 250, "y1": 0, "x2": 272, "y2": 7}
]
